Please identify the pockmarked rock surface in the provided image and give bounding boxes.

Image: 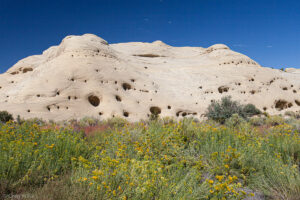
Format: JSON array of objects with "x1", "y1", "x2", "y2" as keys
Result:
[{"x1": 0, "y1": 34, "x2": 299, "y2": 121}]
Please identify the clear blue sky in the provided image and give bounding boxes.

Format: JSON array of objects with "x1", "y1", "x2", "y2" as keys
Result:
[{"x1": 0, "y1": 0, "x2": 299, "y2": 73}]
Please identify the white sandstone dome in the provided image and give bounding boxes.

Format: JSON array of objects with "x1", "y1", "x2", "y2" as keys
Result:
[
  {"x1": 206, "y1": 44, "x2": 230, "y2": 52},
  {"x1": 0, "y1": 34, "x2": 299, "y2": 121}
]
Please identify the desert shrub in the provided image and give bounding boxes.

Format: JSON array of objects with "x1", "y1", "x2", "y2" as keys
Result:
[
  {"x1": 284, "y1": 117, "x2": 300, "y2": 133},
  {"x1": 25, "y1": 117, "x2": 46, "y2": 126},
  {"x1": 205, "y1": 96, "x2": 244, "y2": 124},
  {"x1": 225, "y1": 113, "x2": 246, "y2": 127},
  {"x1": 205, "y1": 97, "x2": 261, "y2": 124},
  {"x1": 16, "y1": 115, "x2": 24, "y2": 125},
  {"x1": 149, "y1": 113, "x2": 159, "y2": 121},
  {"x1": 161, "y1": 116, "x2": 176, "y2": 125},
  {"x1": 249, "y1": 116, "x2": 265, "y2": 126},
  {"x1": 285, "y1": 111, "x2": 295, "y2": 117},
  {"x1": 284, "y1": 111, "x2": 299, "y2": 119},
  {"x1": 265, "y1": 115, "x2": 285, "y2": 126},
  {"x1": 242, "y1": 104, "x2": 261, "y2": 117},
  {"x1": 104, "y1": 117, "x2": 128, "y2": 128},
  {"x1": 0, "y1": 111, "x2": 13, "y2": 123},
  {"x1": 79, "y1": 116, "x2": 99, "y2": 126}
]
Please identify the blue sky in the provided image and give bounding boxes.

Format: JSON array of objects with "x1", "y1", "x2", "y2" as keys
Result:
[{"x1": 0, "y1": 0, "x2": 299, "y2": 72}]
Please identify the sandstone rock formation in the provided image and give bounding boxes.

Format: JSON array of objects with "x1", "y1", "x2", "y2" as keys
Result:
[{"x1": 0, "y1": 34, "x2": 299, "y2": 121}]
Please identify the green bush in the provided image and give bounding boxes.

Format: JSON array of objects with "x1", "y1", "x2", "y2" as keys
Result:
[
  {"x1": 205, "y1": 96, "x2": 243, "y2": 124},
  {"x1": 242, "y1": 104, "x2": 261, "y2": 117},
  {"x1": 205, "y1": 96, "x2": 261, "y2": 124},
  {"x1": 0, "y1": 111, "x2": 13, "y2": 123}
]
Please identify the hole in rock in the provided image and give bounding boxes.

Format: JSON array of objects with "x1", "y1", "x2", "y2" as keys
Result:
[
  {"x1": 99, "y1": 112, "x2": 103, "y2": 116},
  {"x1": 263, "y1": 107, "x2": 267, "y2": 111},
  {"x1": 150, "y1": 106, "x2": 161, "y2": 115},
  {"x1": 22, "y1": 68, "x2": 33, "y2": 73},
  {"x1": 167, "y1": 105, "x2": 171, "y2": 109},
  {"x1": 66, "y1": 107, "x2": 68, "y2": 110},
  {"x1": 250, "y1": 90, "x2": 256, "y2": 95},
  {"x1": 115, "y1": 95, "x2": 122, "y2": 102},
  {"x1": 84, "y1": 80, "x2": 87, "y2": 83},
  {"x1": 47, "y1": 106, "x2": 50, "y2": 111},
  {"x1": 10, "y1": 71, "x2": 19, "y2": 75},
  {"x1": 115, "y1": 81, "x2": 117, "y2": 84},
  {"x1": 282, "y1": 87, "x2": 288, "y2": 90},
  {"x1": 123, "y1": 111, "x2": 129, "y2": 117},
  {"x1": 88, "y1": 95, "x2": 100, "y2": 107},
  {"x1": 274, "y1": 99, "x2": 291, "y2": 111},
  {"x1": 295, "y1": 100, "x2": 300, "y2": 106},
  {"x1": 37, "y1": 94, "x2": 40, "y2": 97},
  {"x1": 293, "y1": 90, "x2": 297, "y2": 93},
  {"x1": 122, "y1": 83, "x2": 132, "y2": 90},
  {"x1": 218, "y1": 86, "x2": 229, "y2": 93},
  {"x1": 70, "y1": 78, "x2": 74, "y2": 81},
  {"x1": 130, "y1": 79, "x2": 135, "y2": 82},
  {"x1": 56, "y1": 91, "x2": 60, "y2": 95},
  {"x1": 134, "y1": 54, "x2": 161, "y2": 58},
  {"x1": 27, "y1": 109, "x2": 30, "y2": 113},
  {"x1": 68, "y1": 96, "x2": 71, "y2": 100}
]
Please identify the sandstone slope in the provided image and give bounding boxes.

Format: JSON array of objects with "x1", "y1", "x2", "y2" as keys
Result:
[{"x1": 0, "y1": 34, "x2": 299, "y2": 121}]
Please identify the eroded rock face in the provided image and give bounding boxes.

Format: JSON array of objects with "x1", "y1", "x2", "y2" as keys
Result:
[{"x1": 0, "y1": 34, "x2": 299, "y2": 121}]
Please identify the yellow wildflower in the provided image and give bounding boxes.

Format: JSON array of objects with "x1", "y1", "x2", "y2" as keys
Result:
[{"x1": 215, "y1": 175, "x2": 224, "y2": 182}]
